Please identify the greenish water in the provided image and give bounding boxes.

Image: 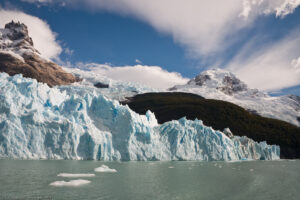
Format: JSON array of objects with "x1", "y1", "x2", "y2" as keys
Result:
[{"x1": 0, "y1": 160, "x2": 299, "y2": 200}]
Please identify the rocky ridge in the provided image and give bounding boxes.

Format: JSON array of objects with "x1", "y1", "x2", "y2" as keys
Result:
[
  {"x1": 0, "y1": 21, "x2": 78, "y2": 87},
  {"x1": 169, "y1": 68, "x2": 300, "y2": 127}
]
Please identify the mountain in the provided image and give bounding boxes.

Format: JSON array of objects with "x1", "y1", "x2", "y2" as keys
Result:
[
  {"x1": 0, "y1": 21, "x2": 78, "y2": 87},
  {"x1": 61, "y1": 67, "x2": 300, "y2": 158},
  {"x1": 169, "y1": 68, "x2": 300, "y2": 127},
  {"x1": 123, "y1": 92, "x2": 300, "y2": 159},
  {"x1": 0, "y1": 22, "x2": 291, "y2": 160}
]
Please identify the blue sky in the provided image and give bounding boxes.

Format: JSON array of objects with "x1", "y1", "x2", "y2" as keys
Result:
[
  {"x1": 1, "y1": 0, "x2": 300, "y2": 95},
  {"x1": 2, "y1": 0, "x2": 199, "y2": 77}
]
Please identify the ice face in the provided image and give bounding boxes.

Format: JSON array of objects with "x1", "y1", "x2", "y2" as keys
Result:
[{"x1": 0, "y1": 73, "x2": 280, "y2": 161}]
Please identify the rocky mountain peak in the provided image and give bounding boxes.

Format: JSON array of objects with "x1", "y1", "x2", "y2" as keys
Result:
[
  {"x1": 187, "y1": 68, "x2": 248, "y2": 95},
  {"x1": 0, "y1": 21, "x2": 79, "y2": 87},
  {"x1": 0, "y1": 21, "x2": 38, "y2": 55},
  {"x1": 4, "y1": 21, "x2": 33, "y2": 45}
]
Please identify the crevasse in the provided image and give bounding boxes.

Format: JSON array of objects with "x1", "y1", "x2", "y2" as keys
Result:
[{"x1": 0, "y1": 73, "x2": 280, "y2": 161}]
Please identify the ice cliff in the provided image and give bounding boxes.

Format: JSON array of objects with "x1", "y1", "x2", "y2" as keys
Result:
[{"x1": 0, "y1": 73, "x2": 280, "y2": 161}]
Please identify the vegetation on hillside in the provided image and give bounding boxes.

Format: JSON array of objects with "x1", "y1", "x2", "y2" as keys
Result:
[{"x1": 122, "y1": 92, "x2": 300, "y2": 159}]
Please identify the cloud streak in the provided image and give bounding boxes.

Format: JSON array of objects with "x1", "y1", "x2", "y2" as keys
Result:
[
  {"x1": 227, "y1": 28, "x2": 300, "y2": 91},
  {"x1": 75, "y1": 63, "x2": 189, "y2": 89},
  {"x1": 240, "y1": 0, "x2": 300, "y2": 18}
]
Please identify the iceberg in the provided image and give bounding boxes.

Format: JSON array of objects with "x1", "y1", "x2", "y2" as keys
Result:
[
  {"x1": 0, "y1": 73, "x2": 280, "y2": 161},
  {"x1": 57, "y1": 173, "x2": 95, "y2": 178},
  {"x1": 94, "y1": 165, "x2": 117, "y2": 173},
  {"x1": 49, "y1": 179, "x2": 91, "y2": 187}
]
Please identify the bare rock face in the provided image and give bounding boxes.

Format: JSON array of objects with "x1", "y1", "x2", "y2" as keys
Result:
[
  {"x1": 94, "y1": 82, "x2": 109, "y2": 88},
  {"x1": 0, "y1": 21, "x2": 78, "y2": 87},
  {"x1": 0, "y1": 53, "x2": 79, "y2": 87},
  {"x1": 217, "y1": 75, "x2": 248, "y2": 95},
  {"x1": 4, "y1": 21, "x2": 33, "y2": 45},
  {"x1": 188, "y1": 74, "x2": 211, "y2": 86},
  {"x1": 189, "y1": 70, "x2": 248, "y2": 95}
]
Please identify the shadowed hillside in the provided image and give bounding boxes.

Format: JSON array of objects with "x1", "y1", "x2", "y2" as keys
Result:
[{"x1": 122, "y1": 92, "x2": 300, "y2": 159}]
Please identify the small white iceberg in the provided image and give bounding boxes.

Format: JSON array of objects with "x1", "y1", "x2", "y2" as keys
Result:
[
  {"x1": 57, "y1": 173, "x2": 95, "y2": 178},
  {"x1": 94, "y1": 165, "x2": 117, "y2": 173},
  {"x1": 49, "y1": 179, "x2": 91, "y2": 187}
]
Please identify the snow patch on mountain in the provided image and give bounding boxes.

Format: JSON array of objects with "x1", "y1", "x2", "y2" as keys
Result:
[
  {"x1": 63, "y1": 67, "x2": 160, "y2": 101},
  {"x1": 0, "y1": 21, "x2": 40, "y2": 60},
  {"x1": 170, "y1": 68, "x2": 300, "y2": 127}
]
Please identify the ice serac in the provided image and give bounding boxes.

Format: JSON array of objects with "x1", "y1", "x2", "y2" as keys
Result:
[{"x1": 0, "y1": 73, "x2": 280, "y2": 161}]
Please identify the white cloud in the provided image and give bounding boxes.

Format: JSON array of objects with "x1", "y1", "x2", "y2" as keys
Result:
[
  {"x1": 21, "y1": 0, "x2": 300, "y2": 57},
  {"x1": 20, "y1": 0, "x2": 300, "y2": 91},
  {"x1": 135, "y1": 59, "x2": 142, "y2": 64},
  {"x1": 64, "y1": 47, "x2": 74, "y2": 56},
  {"x1": 21, "y1": 0, "x2": 55, "y2": 3},
  {"x1": 227, "y1": 29, "x2": 300, "y2": 91},
  {"x1": 0, "y1": 9, "x2": 62, "y2": 59},
  {"x1": 76, "y1": 63, "x2": 189, "y2": 89},
  {"x1": 76, "y1": 0, "x2": 245, "y2": 57},
  {"x1": 291, "y1": 56, "x2": 300, "y2": 72},
  {"x1": 240, "y1": 0, "x2": 300, "y2": 18}
]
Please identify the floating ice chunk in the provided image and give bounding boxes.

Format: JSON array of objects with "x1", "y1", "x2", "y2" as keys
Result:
[
  {"x1": 94, "y1": 165, "x2": 117, "y2": 173},
  {"x1": 57, "y1": 173, "x2": 95, "y2": 178},
  {"x1": 168, "y1": 166, "x2": 174, "y2": 169},
  {"x1": 49, "y1": 179, "x2": 91, "y2": 187}
]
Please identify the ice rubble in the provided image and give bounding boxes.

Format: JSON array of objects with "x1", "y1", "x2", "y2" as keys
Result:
[{"x1": 0, "y1": 73, "x2": 280, "y2": 161}]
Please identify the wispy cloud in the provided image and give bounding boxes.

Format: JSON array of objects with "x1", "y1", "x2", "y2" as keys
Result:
[
  {"x1": 240, "y1": 0, "x2": 300, "y2": 18},
  {"x1": 74, "y1": 63, "x2": 189, "y2": 89},
  {"x1": 135, "y1": 59, "x2": 142, "y2": 64},
  {"x1": 227, "y1": 28, "x2": 300, "y2": 91},
  {"x1": 64, "y1": 47, "x2": 74, "y2": 56},
  {"x1": 20, "y1": 0, "x2": 300, "y2": 57}
]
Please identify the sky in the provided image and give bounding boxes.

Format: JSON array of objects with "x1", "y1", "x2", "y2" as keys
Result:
[{"x1": 1, "y1": 0, "x2": 300, "y2": 95}]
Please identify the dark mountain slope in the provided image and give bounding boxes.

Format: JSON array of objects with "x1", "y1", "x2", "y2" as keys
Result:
[{"x1": 122, "y1": 92, "x2": 300, "y2": 159}]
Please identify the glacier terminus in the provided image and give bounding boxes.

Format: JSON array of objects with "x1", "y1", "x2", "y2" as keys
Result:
[{"x1": 0, "y1": 73, "x2": 279, "y2": 161}]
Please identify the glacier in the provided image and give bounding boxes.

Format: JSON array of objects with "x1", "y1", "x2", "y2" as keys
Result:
[{"x1": 0, "y1": 73, "x2": 280, "y2": 161}]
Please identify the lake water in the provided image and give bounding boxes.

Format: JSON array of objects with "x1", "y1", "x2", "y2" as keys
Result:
[{"x1": 0, "y1": 160, "x2": 299, "y2": 200}]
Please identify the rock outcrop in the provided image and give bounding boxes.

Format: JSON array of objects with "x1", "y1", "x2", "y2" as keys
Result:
[{"x1": 0, "y1": 21, "x2": 78, "y2": 87}]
